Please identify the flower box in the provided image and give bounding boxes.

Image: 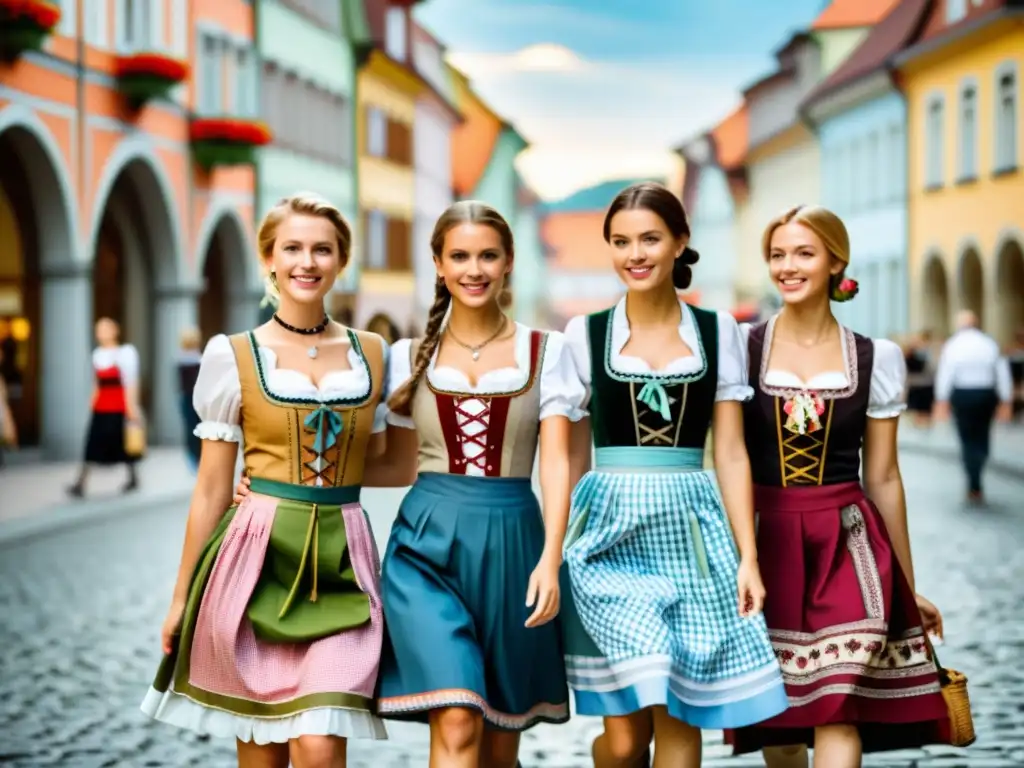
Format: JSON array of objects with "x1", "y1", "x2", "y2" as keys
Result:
[
  {"x1": 190, "y1": 117, "x2": 273, "y2": 169},
  {"x1": 0, "y1": 0, "x2": 61, "y2": 60},
  {"x1": 115, "y1": 52, "x2": 189, "y2": 104}
]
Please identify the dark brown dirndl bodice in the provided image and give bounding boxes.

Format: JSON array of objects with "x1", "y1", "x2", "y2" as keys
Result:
[{"x1": 743, "y1": 320, "x2": 874, "y2": 487}]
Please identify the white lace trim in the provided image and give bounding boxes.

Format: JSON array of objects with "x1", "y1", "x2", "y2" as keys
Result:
[{"x1": 194, "y1": 421, "x2": 243, "y2": 443}]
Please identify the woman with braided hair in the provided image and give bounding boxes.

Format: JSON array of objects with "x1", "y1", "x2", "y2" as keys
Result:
[{"x1": 366, "y1": 199, "x2": 583, "y2": 767}]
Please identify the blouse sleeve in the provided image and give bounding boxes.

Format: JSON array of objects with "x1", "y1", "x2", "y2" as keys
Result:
[
  {"x1": 539, "y1": 330, "x2": 588, "y2": 422},
  {"x1": 562, "y1": 314, "x2": 592, "y2": 418},
  {"x1": 372, "y1": 337, "x2": 391, "y2": 434},
  {"x1": 715, "y1": 312, "x2": 754, "y2": 402},
  {"x1": 383, "y1": 338, "x2": 416, "y2": 430},
  {"x1": 118, "y1": 344, "x2": 141, "y2": 387},
  {"x1": 868, "y1": 339, "x2": 908, "y2": 419},
  {"x1": 192, "y1": 334, "x2": 243, "y2": 442}
]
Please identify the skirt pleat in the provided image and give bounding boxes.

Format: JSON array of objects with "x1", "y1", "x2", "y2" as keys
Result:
[{"x1": 562, "y1": 469, "x2": 788, "y2": 729}]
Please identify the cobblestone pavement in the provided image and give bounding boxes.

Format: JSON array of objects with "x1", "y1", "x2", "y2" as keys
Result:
[{"x1": 1, "y1": 452, "x2": 1022, "y2": 767}]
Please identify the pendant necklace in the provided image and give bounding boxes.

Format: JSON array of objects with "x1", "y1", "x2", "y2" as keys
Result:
[
  {"x1": 446, "y1": 316, "x2": 507, "y2": 361},
  {"x1": 272, "y1": 313, "x2": 330, "y2": 358}
]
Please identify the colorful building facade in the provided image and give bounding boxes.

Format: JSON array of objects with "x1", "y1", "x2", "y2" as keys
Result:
[
  {"x1": 0, "y1": 0, "x2": 258, "y2": 458},
  {"x1": 899, "y1": 0, "x2": 1023, "y2": 343}
]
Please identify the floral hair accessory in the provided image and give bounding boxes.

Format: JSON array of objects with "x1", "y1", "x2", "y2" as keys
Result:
[
  {"x1": 831, "y1": 276, "x2": 859, "y2": 303},
  {"x1": 783, "y1": 391, "x2": 826, "y2": 435}
]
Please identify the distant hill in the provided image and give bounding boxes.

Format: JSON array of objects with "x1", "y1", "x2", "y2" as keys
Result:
[{"x1": 541, "y1": 177, "x2": 664, "y2": 214}]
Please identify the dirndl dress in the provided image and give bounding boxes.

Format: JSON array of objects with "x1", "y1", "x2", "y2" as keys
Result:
[
  {"x1": 726, "y1": 319, "x2": 949, "y2": 753},
  {"x1": 376, "y1": 328, "x2": 578, "y2": 730},
  {"x1": 141, "y1": 330, "x2": 389, "y2": 742},
  {"x1": 561, "y1": 304, "x2": 788, "y2": 728},
  {"x1": 83, "y1": 344, "x2": 140, "y2": 465}
]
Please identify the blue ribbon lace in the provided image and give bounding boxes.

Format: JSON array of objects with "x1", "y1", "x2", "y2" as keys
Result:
[
  {"x1": 637, "y1": 380, "x2": 673, "y2": 422},
  {"x1": 304, "y1": 405, "x2": 344, "y2": 454}
]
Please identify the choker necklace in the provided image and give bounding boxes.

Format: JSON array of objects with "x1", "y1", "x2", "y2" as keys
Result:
[{"x1": 272, "y1": 313, "x2": 329, "y2": 359}]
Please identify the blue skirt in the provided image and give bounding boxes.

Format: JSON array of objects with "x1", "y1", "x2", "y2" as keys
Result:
[
  {"x1": 376, "y1": 472, "x2": 570, "y2": 731},
  {"x1": 562, "y1": 447, "x2": 788, "y2": 728}
]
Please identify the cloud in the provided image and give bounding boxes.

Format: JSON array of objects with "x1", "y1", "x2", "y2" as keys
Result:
[
  {"x1": 516, "y1": 146, "x2": 681, "y2": 201},
  {"x1": 448, "y1": 43, "x2": 589, "y2": 75}
]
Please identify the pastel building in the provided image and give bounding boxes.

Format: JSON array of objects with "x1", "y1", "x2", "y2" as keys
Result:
[
  {"x1": 898, "y1": 0, "x2": 1023, "y2": 344},
  {"x1": 0, "y1": 0, "x2": 259, "y2": 458}
]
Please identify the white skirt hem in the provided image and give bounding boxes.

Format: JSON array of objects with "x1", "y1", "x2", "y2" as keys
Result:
[{"x1": 140, "y1": 686, "x2": 390, "y2": 743}]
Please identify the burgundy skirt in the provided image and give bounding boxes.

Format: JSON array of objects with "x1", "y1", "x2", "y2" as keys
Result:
[{"x1": 726, "y1": 481, "x2": 950, "y2": 754}]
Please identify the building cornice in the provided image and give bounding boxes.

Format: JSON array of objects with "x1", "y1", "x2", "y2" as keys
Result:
[{"x1": 802, "y1": 69, "x2": 896, "y2": 126}]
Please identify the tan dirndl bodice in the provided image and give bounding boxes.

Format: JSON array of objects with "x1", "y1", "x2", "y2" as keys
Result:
[
  {"x1": 228, "y1": 330, "x2": 385, "y2": 487},
  {"x1": 408, "y1": 330, "x2": 547, "y2": 479}
]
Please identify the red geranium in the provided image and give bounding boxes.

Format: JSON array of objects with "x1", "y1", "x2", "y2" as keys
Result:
[
  {"x1": 190, "y1": 117, "x2": 272, "y2": 146},
  {"x1": 116, "y1": 52, "x2": 189, "y2": 82},
  {"x1": 0, "y1": 0, "x2": 61, "y2": 29}
]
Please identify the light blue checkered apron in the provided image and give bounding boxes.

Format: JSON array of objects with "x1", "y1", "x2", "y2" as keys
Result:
[{"x1": 561, "y1": 446, "x2": 788, "y2": 728}]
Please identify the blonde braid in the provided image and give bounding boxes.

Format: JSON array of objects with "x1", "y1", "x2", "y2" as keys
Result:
[{"x1": 387, "y1": 279, "x2": 452, "y2": 416}]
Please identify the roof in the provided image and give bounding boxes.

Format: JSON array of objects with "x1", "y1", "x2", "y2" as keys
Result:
[
  {"x1": 541, "y1": 178, "x2": 662, "y2": 214},
  {"x1": 450, "y1": 68, "x2": 504, "y2": 196},
  {"x1": 711, "y1": 103, "x2": 749, "y2": 170},
  {"x1": 812, "y1": 0, "x2": 902, "y2": 29},
  {"x1": 802, "y1": 0, "x2": 930, "y2": 111}
]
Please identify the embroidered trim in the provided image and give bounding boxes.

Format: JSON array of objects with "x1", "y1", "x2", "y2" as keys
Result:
[
  {"x1": 758, "y1": 314, "x2": 859, "y2": 400},
  {"x1": 376, "y1": 688, "x2": 569, "y2": 730},
  {"x1": 841, "y1": 504, "x2": 885, "y2": 619},
  {"x1": 772, "y1": 629, "x2": 932, "y2": 675},
  {"x1": 602, "y1": 303, "x2": 708, "y2": 385},
  {"x1": 786, "y1": 681, "x2": 942, "y2": 707}
]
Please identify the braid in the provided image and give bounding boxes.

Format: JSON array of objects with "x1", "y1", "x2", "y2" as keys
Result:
[{"x1": 387, "y1": 279, "x2": 452, "y2": 416}]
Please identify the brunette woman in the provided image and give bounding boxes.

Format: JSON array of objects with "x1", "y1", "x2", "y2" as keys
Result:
[
  {"x1": 142, "y1": 194, "x2": 391, "y2": 767},
  {"x1": 371, "y1": 200, "x2": 582, "y2": 767},
  {"x1": 728, "y1": 205, "x2": 948, "y2": 768},
  {"x1": 560, "y1": 182, "x2": 787, "y2": 768}
]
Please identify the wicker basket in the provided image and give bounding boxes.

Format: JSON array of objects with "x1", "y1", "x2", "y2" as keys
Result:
[{"x1": 937, "y1": 662, "x2": 976, "y2": 747}]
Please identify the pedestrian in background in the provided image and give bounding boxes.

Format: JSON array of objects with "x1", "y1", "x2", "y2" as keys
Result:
[
  {"x1": 933, "y1": 309, "x2": 1013, "y2": 504},
  {"x1": 0, "y1": 343, "x2": 17, "y2": 465},
  {"x1": 67, "y1": 317, "x2": 142, "y2": 497},
  {"x1": 176, "y1": 327, "x2": 203, "y2": 473}
]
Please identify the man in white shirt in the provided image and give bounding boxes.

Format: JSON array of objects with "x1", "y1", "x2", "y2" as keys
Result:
[{"x1": 933, "y1": 310, "x2": 1013, "y2": 502}]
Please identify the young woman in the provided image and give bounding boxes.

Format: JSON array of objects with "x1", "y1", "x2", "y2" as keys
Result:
[
  {"x1": 370, "y1": 200, "x2": 582, "y2": 768},
  {"x1": 560, "y1": 182, "x2": 787, "y2": 768},
  {"x1": 728, "y1": 205, "x2": 948, "y2": 768},
  {"x1": 142, "y1": 194, "x2": 391, "y2": 767},
  {"x1": 67, "y1": 317, "x2": 142, "y2": 497}
]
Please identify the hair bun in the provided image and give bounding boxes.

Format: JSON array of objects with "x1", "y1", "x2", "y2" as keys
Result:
[{"x1": 680, "y1": 246, "x2": 700, "y2": 265}]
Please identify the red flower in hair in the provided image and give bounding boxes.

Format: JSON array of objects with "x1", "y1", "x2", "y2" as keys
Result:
[{"x1": 831, "y1": 276, "x2": 859, "y2": 303}]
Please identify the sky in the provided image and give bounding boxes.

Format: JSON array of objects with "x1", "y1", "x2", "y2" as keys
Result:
[{"x1": 415, "y1": 0, "x2": 827, "y2": 201}]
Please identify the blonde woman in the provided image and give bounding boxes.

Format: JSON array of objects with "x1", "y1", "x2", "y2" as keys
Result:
[
  {"x1": 142, "y1": 194, "x2": 391, "y2": 767},
  {"x1": 726, "y1": 205, "x2": 948, "y2": 767}
]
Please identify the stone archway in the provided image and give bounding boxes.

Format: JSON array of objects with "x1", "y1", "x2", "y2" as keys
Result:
[
  {"x1": 995, "y1": 237, "x2": 1024, "y2": 346},
  {"x1": 90, "y1": 145, "x2": 183, "y2": 444},
  {"x1": 366, "y1": 312, "x2": 401, "y2": 345},
  {"x1": 197, "y1": 210, "x2": 256, "y2": 342},
  {"x1": 0, "y1": 106, "x2": 78, "y2": 457},
  {"x1": 958, "y1": 247, "x2": 985, "y2": 325},
  {"x1": 921, "y1": 254, "x2": 951, "y2": 338}
]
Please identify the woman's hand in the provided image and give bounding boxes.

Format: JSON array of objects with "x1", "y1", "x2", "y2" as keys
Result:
[
  {"x1": 736, "y1": 557, "x2": 766, "y2": 618},
  {"x1": 161, "y1": 598, "x2": 186, "y2": 655},
  {"x1": 525, "y1": 552, "x2": 561, "y2": 628},
  {"x1": 233, "y1": 475, "x2": 251, "y2": 505},
  {"x1": 915, "y1": 593, "x2": 944, "y2": 640}
]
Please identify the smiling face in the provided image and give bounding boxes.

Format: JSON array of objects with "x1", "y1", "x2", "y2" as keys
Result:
[
  {"x1": 767, "y1": 221, "x2": 845, "y2": 305},
  {"x1": 265, "y1": 213, "x2": 343, "y2": 306},
  {"x1": 607, "y1": 208, "x2": 685, "y2": 293},
  {"x1": 435, "y1": 222, "x2": 511, "y2": 309}
]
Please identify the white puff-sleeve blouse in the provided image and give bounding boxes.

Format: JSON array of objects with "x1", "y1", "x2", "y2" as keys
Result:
[
  {"x1": 192, "y1": 333, "x2": 392, "y2": 442},
  {"x1": 740, "y1": 322, "x2": 907, "y2": 420},
  {"x1": 384, "y1": 323, "x2": 587, "y2": 430},
  {"x1": 563, "y1": 298, "x2": 754, "y2": 418},
  {"x1": 92, "y1": 344, "x2": 140, "y2": 386}
]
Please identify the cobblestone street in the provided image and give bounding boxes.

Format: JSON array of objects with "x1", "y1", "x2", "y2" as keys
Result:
[{"x1": 1, "y1": 451, "x2": 1021, "y2": 767}]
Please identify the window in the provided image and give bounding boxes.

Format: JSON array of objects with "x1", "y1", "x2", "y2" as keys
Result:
[
  {"x1": 120, "y1": 0, "x2": 161, "y2": 50},
  {"x1": 198, "y1": 34, "x2": 222, "y2": 114},
  {"x1": 995, "y1": 65, "x2": 1018, "y2": 172},
  {"x1": 888, "y1": 124, "x2": 904, "y2": 201},
  {"x1": 958, "y1": 82, "x2": 978, "y2": 181},
  {"x1": 867, "y1": 131, "x2": 881, "y2": 207},
  {"x1": 366, "y1": 210, "x2": 388, "y2": 270},
  {"x1": 925, "y1": 95, "x2": 945, "y2": 188},
  {"x1": 85, "y1": 0, "x2": 107, "y2": 47},
  {"x1": 385, "y1": 7, "x2": 408, "y2": 61},
  {"x1": 387, "y1": 217, "x2": 412, "y2": 271},
  {"x1": 946, "y1": 0, "x2": 967, "y2": 23},
  {"x1": 54, "y1": 0, "x2": 75, "y2": 36},
  {"x1": 850, "y1": 139, "x2": 862, "y2": 211},
  {"x1": 367, "y1": 107, "x2": 388, "y2": 157},
  {"x1": 259, "y1": 62, "x2": 352, "y2": 163},
  {"x1": 234, "y1": 48, "x2": 258, "y2": 118}
]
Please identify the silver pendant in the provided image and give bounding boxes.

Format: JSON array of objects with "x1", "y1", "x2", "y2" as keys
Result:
[
  {"x1": 308, "y1": 346, "x2": 318, "y2": 359},
  {"x1": 471, "y1": 350, "x2": 480, "y2": 361}
]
